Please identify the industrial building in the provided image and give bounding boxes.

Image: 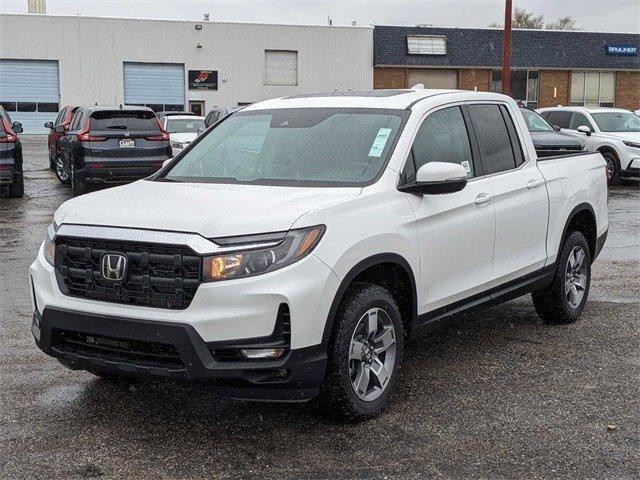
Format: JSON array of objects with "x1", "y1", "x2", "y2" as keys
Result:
[
  {"x1": 0, "y1": 13, "x2": 373, "y2": 132},
  {"x1": 374, "y1": 26, "x2": 640, "y2": 110}
]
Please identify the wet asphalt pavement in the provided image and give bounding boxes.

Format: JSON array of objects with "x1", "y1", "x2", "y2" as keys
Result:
[{"x1": 1, "y1": 136, "x2": 639, "y2": 479}]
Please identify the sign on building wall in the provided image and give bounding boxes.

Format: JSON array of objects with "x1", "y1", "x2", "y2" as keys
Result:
[
  {"x1": 606, "y1": 45, "x2": 638, "y2": 56},
  {"x1": 188, "y1": 70, "x2": 218, "y2": 90}
]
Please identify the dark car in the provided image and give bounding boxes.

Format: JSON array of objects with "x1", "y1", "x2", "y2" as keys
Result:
[
  {"x1": 55, "y1": 106, "x2": 171, "y2": 195},
  {"x1": 520, "y1": 108, "x2": 585, "y2": 157},
  {"x1": 0, "y1": 105, "x2": 24, "y2": 198},
  {"x1": 45, "y1": 105, "x2": 79, "y2": 171},
  {"x1": 203, "y1": 106, "x2": 244, "y2": 129}
]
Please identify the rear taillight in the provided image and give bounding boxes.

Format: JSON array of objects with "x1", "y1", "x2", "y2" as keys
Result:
[
  {"x1": 0, "y1": 117, "x2": 17, "y2": 143},
  {"x1": 77, "y1": 119, "x2": 106, "y2": 142},
  {"x1": 145, "y1": 118, "x2": 170, "y2": 141}
]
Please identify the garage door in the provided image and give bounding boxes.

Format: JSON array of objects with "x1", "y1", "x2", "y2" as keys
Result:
[
  {"x1": 123, "y1": 63, "x2": 185, "y2": 112},
  {"x1": 0, "y1": 60, "x2": 60, "y2": 134},
  {"x1": 407, "y1": 69, "x2": 458, "y2": 89}
]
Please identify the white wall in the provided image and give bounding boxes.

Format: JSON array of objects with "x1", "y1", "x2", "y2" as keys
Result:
[{"x1": 0, "y1": 14, "x2": 373, "y2": 109}]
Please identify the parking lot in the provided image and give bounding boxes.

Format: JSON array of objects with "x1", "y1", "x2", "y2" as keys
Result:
[{"x1": 1, "y1": 136, "x2": 639, "y2": 479}]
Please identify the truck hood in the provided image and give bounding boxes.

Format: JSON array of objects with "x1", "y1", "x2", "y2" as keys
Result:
[{"x1": 54, "y1": 180, "x2": 361, "y2": 238}]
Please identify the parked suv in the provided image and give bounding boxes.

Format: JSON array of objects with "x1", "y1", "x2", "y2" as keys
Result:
[
  {"x1": 161, "y1": 115, "x2": 205, "y2": 156},
  {"x1": 31, "y1": 90, "x2": 608, "y2": 421},
  {"x1": 45, "y1": 105, "x2": 79, "y2": 172},
  {"x1": 520, "y1": 107, "x2": 585, "y2": 157},
  {"x1": 0, "y1": 105, "x2": 24, "y2": 198},
  {"x1": 55, "y1": 106, "x2": 171, "y2": 195},
  {"x1": 538, "y1": 106, "x2": 640, "y2": 184}
]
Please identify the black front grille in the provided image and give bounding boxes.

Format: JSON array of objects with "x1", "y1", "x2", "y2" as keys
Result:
[
  {"x1": 52, "y1": 329, "x2": 183, "y2": 367},
  {"x1": 54, "y1": 236, "x2": 202, "y2": 309}
]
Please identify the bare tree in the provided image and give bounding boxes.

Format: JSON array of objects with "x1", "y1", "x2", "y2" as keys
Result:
[{"x1": 490, "y1": 7, "x2": 578, "y2": 30}]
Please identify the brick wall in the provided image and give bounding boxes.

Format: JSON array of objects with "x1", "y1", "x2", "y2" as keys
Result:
[
  {"x1": 538, "y1": 70, "x2": 571, "y2": 107},
  {"x1": 457, "y1": 69, "x2": 491, "y2": 91},
  {"x1": 373, "y1": 67, "x2": 407, "y2": 89},
  {"x1": 615, "y1": 71, "x2": 640, "y2": 110}
]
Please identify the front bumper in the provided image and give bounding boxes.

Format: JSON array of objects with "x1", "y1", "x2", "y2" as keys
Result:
[{"x1": 32, "y1": 307, "x2": 325, "y2": 401}]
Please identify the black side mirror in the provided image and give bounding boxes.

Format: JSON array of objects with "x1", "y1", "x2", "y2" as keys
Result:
[
  {"x1": 54, "y1": 125, "x2": 66, "y2": 134},
  {"x1": 553, "y1": 124, "x2": 561, "y2": 132},
  {"x1": 44, "y1": 121, "x2": 54, "y2": 129},
  {"x1": 12, "y1": 122, "x2": 23, "y2": 134}
]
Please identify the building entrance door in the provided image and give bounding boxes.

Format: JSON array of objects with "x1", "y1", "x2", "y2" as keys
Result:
[{"x1": 189, "y1": 101, "x2": 205, "y2": 116}]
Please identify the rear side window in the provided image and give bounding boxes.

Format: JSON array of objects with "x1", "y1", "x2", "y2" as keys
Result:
[
  {"x1": 90, "y1": 111, "x2": 159, "y2": 131},
  {"x1": 404, "y1": 106, "x2": 475, "y2": 179},
  {"x1": 467, "y1": 104, "x2": 519, "y2": 175},
  {"x1": 545, "y1": 111, "x2": 572, "y2": 129}
]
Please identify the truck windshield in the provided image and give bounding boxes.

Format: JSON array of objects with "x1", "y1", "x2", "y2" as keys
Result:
[
  {"x1": 591, "y1": 112, "x2": 640, "y2": 132},
  {"x1": 161, "y1": 108, "x2": 407, "y2": 187},
  {"x1": 520, "y1": 108, "x2": 554, "y2": 132}
]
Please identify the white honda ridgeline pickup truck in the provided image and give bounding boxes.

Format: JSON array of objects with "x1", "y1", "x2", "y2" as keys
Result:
[{"x1": 30, "y1": 90, "x2": 608, "y2": 421}]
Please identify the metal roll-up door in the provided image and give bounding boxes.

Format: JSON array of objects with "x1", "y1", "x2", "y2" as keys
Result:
[
  {"x1": 123, "y1": 63, "x2": 185, "y2": 112},
  {"x1": 0, "y1": 60, "x2": 60, "y2": 134}
]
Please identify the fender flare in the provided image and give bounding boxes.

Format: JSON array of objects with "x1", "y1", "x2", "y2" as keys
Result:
[
  {"x1": 558, "y1": 202, "x2": 597, "y2": 257},
  {"x1": 320, "y1": 252, "x2": 419, "y2": 346}
]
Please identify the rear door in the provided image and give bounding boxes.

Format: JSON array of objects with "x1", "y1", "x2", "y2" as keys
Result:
[
  {"x1": 467, "y1": 102, "x2": 548, "y2": 281},
  {"x1": 85, "y1": 110, "x2": 169, "y2": 164}
]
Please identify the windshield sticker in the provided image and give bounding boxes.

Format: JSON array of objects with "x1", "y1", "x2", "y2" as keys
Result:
[
  {"x1": 368, "y1": 128, "x2": 393, "y2": 157},
  {"x1": 461, "y1": 161, "x2": 471, "y2": 174}
]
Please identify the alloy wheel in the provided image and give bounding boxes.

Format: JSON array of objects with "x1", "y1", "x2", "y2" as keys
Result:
[
  {"x1": 55, "y1": 156, "x2": 69, "y2": 182},
  {"x1": 565, "y1": 246, "x2": 588, "y2": 309},
  {"x1": 349, "y1": 307, "x2": 397, "y2": 402}
]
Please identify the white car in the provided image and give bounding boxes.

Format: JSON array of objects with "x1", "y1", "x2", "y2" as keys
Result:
[
  {"x1": 537, "y1": 106, "x2": 640, "y2": 185},
  {"x1": 161, "y1": 115, "x2": 205, "y2": 156},
  {"x1": 30, "y1": 90, "x2": 608, "y2": 421}
]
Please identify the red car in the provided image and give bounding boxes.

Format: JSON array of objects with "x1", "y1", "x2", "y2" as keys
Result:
[{"x1": 45, "y1": 105, "x2": 79, "y2": 172}]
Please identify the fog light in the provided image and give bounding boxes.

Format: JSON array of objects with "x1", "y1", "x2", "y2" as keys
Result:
[{"x1": 240, "y1": 348, "x2": 285, "y2": 359}]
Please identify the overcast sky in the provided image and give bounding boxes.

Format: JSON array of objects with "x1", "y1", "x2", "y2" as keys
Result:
[{"x1": 1, "y1": 0, "x2": 639, "y2": 32}]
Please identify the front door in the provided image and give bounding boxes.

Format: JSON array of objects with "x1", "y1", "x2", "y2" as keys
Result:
[
  {"x1": 403, "y1": 105, "x2": 496, "y2": 313},
  {"x1": 189, "y1": 101, "x2": 204, "y2": 116}
]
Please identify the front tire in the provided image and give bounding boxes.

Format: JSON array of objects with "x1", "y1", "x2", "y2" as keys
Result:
[
  {"x1": 318, "y1": 283, "x2": 404, "y2": 422},
  {"x1": 602, "y1": 151, "x2": 621, "y2": 186},
  {"x1": 532, "y1": 230, "x2": 591, "y2": 324}
]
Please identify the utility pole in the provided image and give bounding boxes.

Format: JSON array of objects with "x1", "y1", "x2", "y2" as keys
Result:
[{"x1": 501, "y1": 0, "x2": 512, "y2": 95}]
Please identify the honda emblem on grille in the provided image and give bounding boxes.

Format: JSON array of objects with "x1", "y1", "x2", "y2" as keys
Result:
[{"x1": 101, "y1": 253, "x2": 127, "y2": 281}]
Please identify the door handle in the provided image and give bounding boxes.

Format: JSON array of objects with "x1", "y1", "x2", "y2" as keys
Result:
[
  {"x1": 526, "y1": 179, "x2": 543, "y2": 189},
  {"x1": 474, "y1": 193, "x2": 492, "y2": 205}
]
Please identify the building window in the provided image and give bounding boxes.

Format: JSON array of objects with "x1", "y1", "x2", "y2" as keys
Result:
[
  {"x1": 570, "y1": 71, "x2": 615, "y2": 107},
  {"x1": 264, "y1": 50, "x2": 298, "y2": 86},
  {"x1": 407, "y1": 35, "x2": 447, "y2": 55},
  {"x1": 491, "y1": 70, "x2": 539, "y2": 108}
]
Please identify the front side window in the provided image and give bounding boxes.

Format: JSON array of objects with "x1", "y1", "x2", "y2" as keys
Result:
[
  {"x1": 568, "y1": 112, "x2": 593, "y2": 130},
  {"x1": 403, "y1": 106, "x2": 474, "y2": 180},
  {"x1": 163, "y1": 108, "x2": 407, "y2": 187},
  {"x1": 591, "y1": 112, "x2": 640, "y2": 132}
]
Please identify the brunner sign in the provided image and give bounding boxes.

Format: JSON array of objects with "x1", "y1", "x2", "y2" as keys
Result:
[
  {"x1": 605, "y1": 44, "x2": 638, "y2": 56},
  {"x1": 188, "y1": 70, "x2": 218, "y2": 90}
]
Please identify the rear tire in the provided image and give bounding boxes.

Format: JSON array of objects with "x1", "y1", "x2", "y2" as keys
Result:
[
  {"x1": 70, "y1": 164, "x2": 89, "y2": 195},
  {"x1": 601, "y1": 151, "x2": 621, "y2": 186},
  {"x1": 7, "y1": 176, "x2": 24, "y2": 198},
  {"x1": 318, "y1": 282, "x2": 404, "y2": 422},
  {"x1": 532, "y1": 230, "x2": 591, "y2": 324}
]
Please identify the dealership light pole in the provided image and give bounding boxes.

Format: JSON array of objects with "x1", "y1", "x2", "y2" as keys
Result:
[{"x1": 501, "y1": 0, "x2": 512, "y2": 95}]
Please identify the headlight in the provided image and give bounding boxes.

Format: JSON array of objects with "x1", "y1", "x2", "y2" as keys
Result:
[
  {"x1": 170, "y1": 140, "x2": 185, "y2": 149},
  {"x1": 203, "y1": 225, "x2": 325, "y2": 282},
  {"x1": 43, "y1": 236, "x2": 55, "y2": 266},
  {"x1": 623, "y1": 140, "x2": 640, "y2": 149}
]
